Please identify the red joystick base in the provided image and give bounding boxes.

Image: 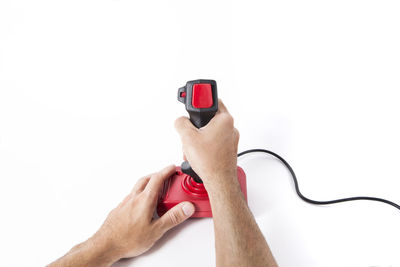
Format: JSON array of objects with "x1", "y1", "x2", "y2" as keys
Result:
[{"x1": 157, "y1": 167, "x2": 247, "y2": 218}]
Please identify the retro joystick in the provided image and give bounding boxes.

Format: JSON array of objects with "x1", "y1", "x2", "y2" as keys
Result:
[
  {"x1": 178, "y1": 80, "x2": 219, "y2": 183},
  {"x1": 157, "y1": 80, "x2": 247, "y2": 218}
]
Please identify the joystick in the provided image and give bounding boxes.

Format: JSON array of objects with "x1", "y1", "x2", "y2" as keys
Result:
[
  {"x1": 178, "y1": 79, "x2": 218, "y2": 183},
  {"x1": 157, "y1": 80, "x2": 247, "y2": 218}
]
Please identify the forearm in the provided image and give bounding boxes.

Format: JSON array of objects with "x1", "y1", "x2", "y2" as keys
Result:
[
  {"x1": 47, "y1": 235, "x2": 120, "y2": 267},
  {"x1": 206, "y1": 174, "x2": 277, "y2": 267}
]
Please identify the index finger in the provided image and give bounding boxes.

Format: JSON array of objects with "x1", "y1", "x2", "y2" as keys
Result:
[
  {"x1": 142, "y1": 165, "x2": 177, "y2": 209},
  {"x1": 174, "y1": 116, "x2": 197, "y2": 140}
]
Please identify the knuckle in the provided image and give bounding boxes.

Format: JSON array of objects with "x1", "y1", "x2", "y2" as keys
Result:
[
  {"x1": 132, "y1": 176, "x2": 150, "y2": 192},
  {"x1": 229, "y1": 115, "x2": 234, "y2": 125},
  {"x1": 174, "y1": 118, "x2": 181, "y2": 128},
  {"x1": 234, "y1": 128, "x2": 240, "y2": 138},
  {"x1": 144, "y1": 187, "x2": 157, "y2": 198},
  {"x1": 140, "y1": 176, "x2": 149, "y2": 183},
  {"x1": 168, "y1": 210, "x2": 181, "y2": 225},
  {"x1": 222, "y1": 114, "x2": 234, "y2": 127},
  {"x1": 151, "y1": 172, "x2": 161, "y2": 181},
  {"x1": 135, "y1": 177, "x2": 146, "y2": 186},
  {"x1": 174, "y1": 117, "x2": 187, "y2": 130}
]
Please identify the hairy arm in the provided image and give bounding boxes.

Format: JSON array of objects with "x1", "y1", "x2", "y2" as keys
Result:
[
  {"x1": 47, "y1": 237, "x2": 118, "y2": 267},
  {"x1": 207, "y1": 177, "x2": 276, "y2": 266},
  {"x1": 175, "y1": 100, "x2": 277, "y2": 267},
  {"x1": 48, "y1": 165, "x2": 195, "y2": 267}
]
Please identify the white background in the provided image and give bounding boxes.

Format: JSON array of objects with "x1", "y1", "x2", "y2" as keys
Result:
[{"x1": 1, "y1": 0, "x2": 400, "y2": 266}]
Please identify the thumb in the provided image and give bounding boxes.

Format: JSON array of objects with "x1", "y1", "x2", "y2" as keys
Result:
[{"x1": 158, "y1": 202, "x2": 195, "y2": 232}]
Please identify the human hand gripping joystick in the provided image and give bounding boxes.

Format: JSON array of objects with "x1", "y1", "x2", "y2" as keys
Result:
[{"x1": 156, "y1": 80, "x2": 247, "y2": 218}]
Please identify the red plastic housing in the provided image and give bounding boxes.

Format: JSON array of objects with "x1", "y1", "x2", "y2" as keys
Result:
[{"x1": 157, "y1": 166, "x2": 247, "y2": 218}]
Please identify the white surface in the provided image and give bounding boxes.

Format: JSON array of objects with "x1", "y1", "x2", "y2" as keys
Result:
[{"x1": 1, "y1": 1, "x2": 400, "y2": 266}]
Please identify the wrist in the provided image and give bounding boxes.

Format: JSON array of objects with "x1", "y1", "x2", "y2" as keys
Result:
[
  {"x1": 204, "y1": 171, "x2": 241, "y2": 196},
  {"x1": 83, "y1": 234, "x2": 122, "y2": 266}
]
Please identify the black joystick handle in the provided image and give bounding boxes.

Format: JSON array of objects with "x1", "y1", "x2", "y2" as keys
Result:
[{"x1": 178, "y1": 79, "x2": 218, "y2": 183}]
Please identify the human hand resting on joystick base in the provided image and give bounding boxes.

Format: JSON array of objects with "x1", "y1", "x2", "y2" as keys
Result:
[{"x1": 47, "y1": 165, "x2": 195, "y2": 267}]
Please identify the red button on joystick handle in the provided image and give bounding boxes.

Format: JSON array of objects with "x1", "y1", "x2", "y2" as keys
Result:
[
  {"x1": 178, "y1": 79, "x2": 218, "y2": 129},
  {"x1": 192, "y1": 83, "x2": 213, "y2": 109}
]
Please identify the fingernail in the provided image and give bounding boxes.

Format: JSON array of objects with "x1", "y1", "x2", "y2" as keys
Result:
[{"x1": 182, "y1": 202, "x2": 195, "y2": 216}]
